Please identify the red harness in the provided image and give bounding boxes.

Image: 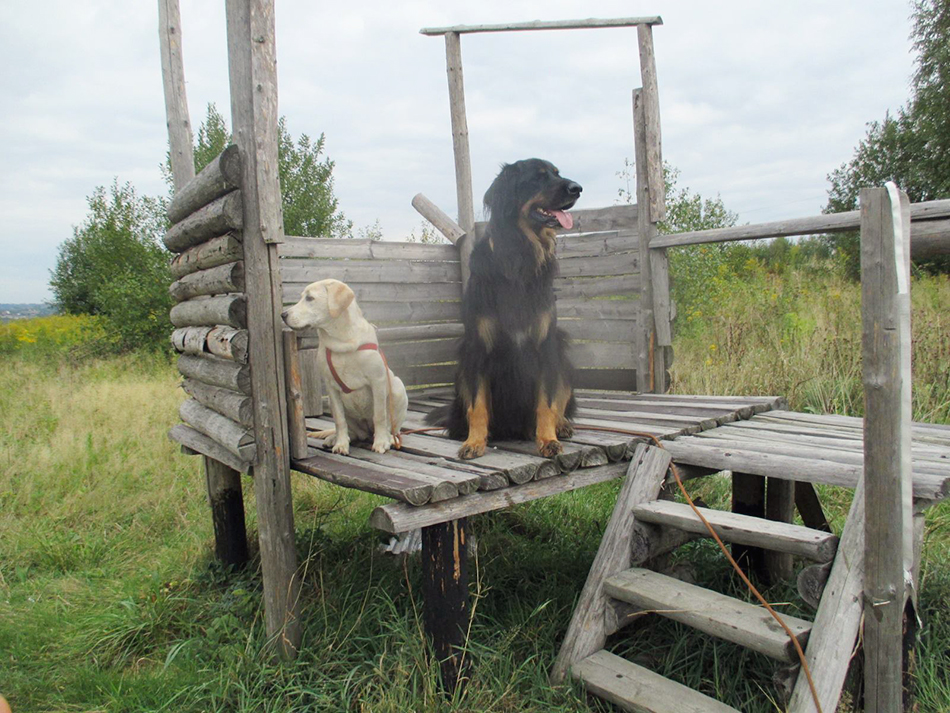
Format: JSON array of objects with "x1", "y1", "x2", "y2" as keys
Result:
[{"x1": 325, "y1": 343, "x2": 387, "y2": 394}]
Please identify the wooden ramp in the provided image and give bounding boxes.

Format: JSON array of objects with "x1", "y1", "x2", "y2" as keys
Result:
[{"x1": 553, "y1": 414, "x2": 950, "y2": 712}]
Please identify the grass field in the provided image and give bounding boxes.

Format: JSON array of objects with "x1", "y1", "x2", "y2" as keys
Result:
[{"x1": 1, "y1": 271, "x2": 948, "y2": 712}]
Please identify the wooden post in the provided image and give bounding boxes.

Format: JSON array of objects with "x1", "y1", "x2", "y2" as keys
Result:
[
  {"x1": 443, "y1": 32, "x2": 476, "y2": 289},
  {"x1": 205, "y1": 457, "x2": 249, "y2": 567},
  {"x1": 861, "y1": 183, "x2": 913, "y2": 713},
  {"x1": 635, "y1": 23, "x2": 665, "y2": 224},
  {"x1": 731, "y1": 472, "x2": 765, "y2": 579},
  {"x1": 160, "y1": 0, "x2": 250, "y2": 571},
  {"x1": 157, "y1": 0, "x2": 195, "y2": 191},
  {"x1": 633, "y1": 89, "x2": 659, "y2": 393},
  {"x1": 422, "y1": 518, "x2": 470, "y2": 694},
  {"x1": 226, "y1": 0, "x2": 301, "y2": 660},
  {"x1": 765, "y1": 477, "x2": 794, "y2": 583},
  {"x1": 283, "y1": 330, "x2": 309, "y2": 461}
]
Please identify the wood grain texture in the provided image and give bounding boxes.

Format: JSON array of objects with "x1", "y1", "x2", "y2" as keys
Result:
[
  {"x1": 637, "y1": 23, "x2": 665, "y2": 223},
  {"x1": 181, "y1": 377, "x2": 254, "y2": 427},
  {"x1": 179, "y1": 398, "x2": 256, "y2": 462},
  {"x1": 421, "y1": 17, "x2": 663, "y2": 35},
  {"x1": 170, "y1": 232, "x2": 244, "y2": 279},
  {"x1": 444, "y1": 31, "x2": 474, "y2": 289},
  {"x1": 167, "y1": 145, "x2": 242, "y2": 224},
  {"x1": 411, "y1": 193, "x2": 465, "y2": 245},
  {"x1": 860, "y1": 185, "x2": 913, "y2": 713},
  {"x1": 550, "y1": 444, "x2": 670, "y2": 683},
  {"x1": 163, "y1": 191, "x2": 244, "y2": 252},
  {"x1": 170, "y1": 294, "x2": 247, "y2": 328},
  {"x1": 282, "y1": 330, "x2": 309, "y2": 461},
  {"x1": 168, "y1": 423, "x2": 250, "y2": 473},
  {"x1": 169, "y1": 261, "x2": 244, "y2": 302},
  {"x1": 177, "y1": 353, "x2": 251, "y2": 394},
  {"x1": 157, "y1": 0, "x2": 195, "y2": 192},
  {"x1": 203, "y1": 456, "x2": 249, "y2": 567},
  {"x1": 226, "y1": 0, "x2": 299, "y2": 660}
]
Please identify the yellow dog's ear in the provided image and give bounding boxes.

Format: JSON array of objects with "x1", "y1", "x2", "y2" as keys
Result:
[{"x1": 326, "y1": 280, "x2": 355, "y2": 319}]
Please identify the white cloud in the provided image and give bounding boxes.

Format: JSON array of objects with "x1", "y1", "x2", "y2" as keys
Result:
[{"x1": 0, "y1": 0, "x2": 919, "y2": 302}]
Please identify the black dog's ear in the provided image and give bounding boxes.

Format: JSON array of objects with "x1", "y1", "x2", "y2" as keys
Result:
[{"x1": 483, "y1": 162, "x2": 519, "y2": 218}]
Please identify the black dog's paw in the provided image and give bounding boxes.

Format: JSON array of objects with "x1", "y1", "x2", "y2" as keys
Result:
[
  {"x1": 556, "y1": 420, "x2": 574, "y2": 440},
  {"x1": 458, "y1": 440, "x2": 486, "y2": 460},
  {"x1": 538, "y1": 439, "x2": 563, "y2": 458}
]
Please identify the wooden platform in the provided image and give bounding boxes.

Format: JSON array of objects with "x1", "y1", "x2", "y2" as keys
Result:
[
  {"x1": 291, "y1": 390, "x2": 786, "y2": 531},
  {"x1": 664, "y1": 409, "x2": 950, "y2": 502}
]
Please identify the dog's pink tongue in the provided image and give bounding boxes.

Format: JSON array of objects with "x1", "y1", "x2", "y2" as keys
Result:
[{"x1": 553, "y1": 210, "x2": 573, "y2": 230}]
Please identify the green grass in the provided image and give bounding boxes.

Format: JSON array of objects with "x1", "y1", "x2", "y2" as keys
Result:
[{"x1": 1, "y1": 270, "x2": 948, "y2": 712}]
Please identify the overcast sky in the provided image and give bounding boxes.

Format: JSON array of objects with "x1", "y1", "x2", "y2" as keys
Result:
[{"x1": 0, "y1": 1, "x2": 918, "y2": 303}]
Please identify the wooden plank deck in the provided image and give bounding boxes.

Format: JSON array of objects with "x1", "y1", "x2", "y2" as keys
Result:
[
  {"x1": 291, "y1": 390, "x2": 785, "y2": 523},
  {"x1": 290, "y1": 391, "x2": 950, "y2": 530}
]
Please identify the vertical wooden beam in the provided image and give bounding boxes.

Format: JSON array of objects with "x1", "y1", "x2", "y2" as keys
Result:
[
  {"x1": 731, "y1": 472, "x2": 766, "y2": 579},
  {"x1": 159, "y1": 0, "x2": 249, "y2": 568},
  {"x1": 861, "y1": 183, "x2": 913, "y2": 713},
  {"x1": 636, "y1": 23, "x2": 665, "y2": 224},
  {"x1": 205, "y1": 456, "x2": 249, "y2": 567},
  {"x1": 283, "y1": 330, "x2": 309, "y2": 461},
  {"x1": 444, "y1": 32, "x2": 475, "y2": 289},
  {"x1": 158, "y1": 0, "x2": 195, "y2": 191},
  {"x1": 226, "y1": 0, "x2": 301, "y2": 660},
  {"x1": 795, "y1": 481, "x2": 832, "y2": 533},
  {"x1": 298, "y1": 348, "x2": 325, "y2": 417},
  {"x1": 422, "y1": 518, "x2": 470, "y2": 694},
  {"x1": 633, "y1": 89, "x2": 659, "y2": 393},
  {"x1": 765, "y1": 477, "x2": 795, "y2": 583}
]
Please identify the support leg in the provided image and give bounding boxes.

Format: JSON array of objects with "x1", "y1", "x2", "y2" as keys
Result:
[
  {"x1": 795, "y1": 481, "x2": 832, "y2": 532},
  {"x1": 204, "y1": 456, "x2": 249, "y2": 567},
  {"x1": 422, "y1": 518, "x2": 470, "y2": 694},
  {"x1": 765, "y1": 477, "x2": 795, "y2": 583},
  {"x1": 731, "y1": 471, "x2": 765, "y2": 579}
]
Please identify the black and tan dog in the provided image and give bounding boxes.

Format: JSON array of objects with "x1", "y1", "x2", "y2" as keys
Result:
[{"x1": 428, "y1": 158, "x2": 582, "y2": 459}]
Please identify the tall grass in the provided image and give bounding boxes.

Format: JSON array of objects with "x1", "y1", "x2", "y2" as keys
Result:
[{"x1": 0, "y1": 264, "x2": 948, "y2": 712}]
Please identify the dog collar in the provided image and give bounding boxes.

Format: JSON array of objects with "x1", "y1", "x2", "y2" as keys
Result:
[{"x1": 325, "y1": 343, "x2": 386, "y2": 394}]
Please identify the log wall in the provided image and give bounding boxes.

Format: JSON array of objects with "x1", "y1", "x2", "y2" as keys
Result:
[{"x1": 166, "y1": 146, "x2": 258, "y2": 469}]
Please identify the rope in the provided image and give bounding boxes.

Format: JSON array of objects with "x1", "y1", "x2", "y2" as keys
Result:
[{"x1": 573, "y1": 424, "x2": 823, "y2": 713}]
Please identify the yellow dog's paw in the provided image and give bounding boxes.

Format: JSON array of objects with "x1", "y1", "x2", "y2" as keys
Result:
[
  {"x1": 372, "y1": 433, "x2": 395, "y2": 454},
  {"x1": 331, "y1": 438, "x2": 350, "y2": 455}
]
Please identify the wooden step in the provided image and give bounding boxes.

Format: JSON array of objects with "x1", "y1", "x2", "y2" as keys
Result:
[
  {"x1": 604, "y1": 568, "x2": 811, "y2": 661},
  {"x1": 632, "y1": 500, "x2": 839, "y2": 562},
  {"x1": 572, "y1": 649, "x2": 740, "y2": 713}
]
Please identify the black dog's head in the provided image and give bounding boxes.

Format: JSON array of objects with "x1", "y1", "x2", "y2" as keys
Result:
[{"x1": 483, "y1": 159, "x2": 582, "y2": 231}]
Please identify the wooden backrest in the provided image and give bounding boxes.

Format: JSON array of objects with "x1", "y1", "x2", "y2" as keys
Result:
[
  {"x1": 278, "y1": 236, "x2": 463, "y2": 389},
  {"x1": 278, "y1": 203, "x2": 644, "y2": 392}
]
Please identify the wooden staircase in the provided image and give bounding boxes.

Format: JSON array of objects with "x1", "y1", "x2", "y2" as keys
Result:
[{"x1": 553, "y1": 443, "x2": 863, "y2": 713}]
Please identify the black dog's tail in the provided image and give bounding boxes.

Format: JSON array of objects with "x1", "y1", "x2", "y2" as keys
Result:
[{"x1": 424, "y1": 399, "x2": 468, "y2": 440}]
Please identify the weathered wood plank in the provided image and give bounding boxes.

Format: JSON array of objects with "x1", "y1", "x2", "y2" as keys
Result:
[
  {"x1": 178, "y1": 353, "x2": 251, "y2": 394},
  {"x1": 550, "y1": 444, "x2": 671, "y2": 683},
  {"x1": 380, "y1": 338, "x2": 458, "y2": 368},
  {"x1": 280, "y1": 259, "x2": 462, "y2": 285},
  {"x1": 637, "y1": 23, "x2": 665, "y2": 223},
  {"x1": 632, "y1": 500, "x2": 838, "y2": 562},
  {"x1": 167, "y1": 145, "x2": 243, "y2": 224},
  {"x1": 861, "y1": 184, "x2": 913, "y2": 713},
  {"x1": 294, "y1": 300, "x2": 461, "y2": 325},
  {"x1": 227, "y1": 0, "x2": 299, "y2": 660},
  {"x1": 559, "y1": 319, "x2": 638, "y2": 343},
  {"x1": 662, "y1": 439, "x2": 949, "y2": 500},
  {"x1": 170, "y1": 232, "x2": 244, "y2": 279},
  {"x1": 787, "y1": 481, "x2": 866, "y2": 713},
  {"x1": 572, "y1": 368, "x2": 638, "y2": 392},
  {"x1": 282, "y1": 280, "x2": 461, "y2": 305},
  {"x1": 555, "y1": 228, "x2": 638, "y2": 258},
  {"x1": 179, "y1": 398, "x2": 256, "y2": 462},
  {"x1": 163, "y1": 191, "x2": 244, "y2": 253},
  {"x1": 421, "y1": 17, "x2": 663, "y2": 35},
  {"x1": 157, "y1": 0, "x2": 195, "y2": 192},
  {"x1": 554, "y1": 274, "x2": 640, "y2": 299},
  {"x1": 297, "y1": 347, "x2": 324, "y2": 417},
  {"x1": 203, "y1": 455, "x2": 249, "y2": 568},
  {"x1": 411, "y1": 193, "x2": 465, "y2": 245},
  {"x1": 572, "y1": 650, "x2": 740, "y2": 713},
  {"x1": 170, "y1": 294, "x2": 247, "y2": 329},
  {"x1": 605, "y1": 567, "x2": 812, "y2": 661},
  {"x1": 168, "y1": 423, "x2": 250, "y2": 473},
  {"x1": 377, "y1": 322, "x2": 465, "y2": 343},
  {"x1": 283, "y1": 330, "x2": 309, "y2": 461},
  {"x1": 569, "y1": 342, "x2": 637, "y2": 370},
  {"x1": 279, "y1": 236, "x2": 459, "y2": 261},
  {"x1": 181, "y1": 377, "x2": 254, "y2": 426},
  {"x1": 557, "y1": 251, "x2": 639, "y2": 277},
  {"x1": 293, "y1": 450, "x2": 435, "y2": 505},
  {"x1": 370, "y1": 460, "x2": 632, "y2": 533},
  {"x1": 634, "y1": 87, "x2": 658, "y2": 393},
  {"x1": 651, "y1": 198, "x2": 950, "y2": 249},
  {"x1": 170, "y1": 260, "x2": 244, "y2": 302},
  {"x1": 556, "y1": 298, "x2": 639, "y2": 321}
]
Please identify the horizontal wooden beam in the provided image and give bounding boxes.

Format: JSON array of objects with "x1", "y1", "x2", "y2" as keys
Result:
[
  {"x1": 167, "y1": 145, "x2": 242, "y2": 225},
  {"x1": 650, "y1": 198, "x2": 950, "y2": 250},
  {"x1": 420, "y1": 17, "x2": 663, "y2": 36}
]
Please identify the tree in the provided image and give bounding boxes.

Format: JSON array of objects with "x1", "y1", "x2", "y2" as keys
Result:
[
  {"x1": 170, "y1": 104, "x2": 351, "y2": 238},
  {"x1": 825, "y1": 0, "x2": 950, "y2": 275},
  {"x1": 50, "y1": 180, "x2": 172, "y2": 350}
]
